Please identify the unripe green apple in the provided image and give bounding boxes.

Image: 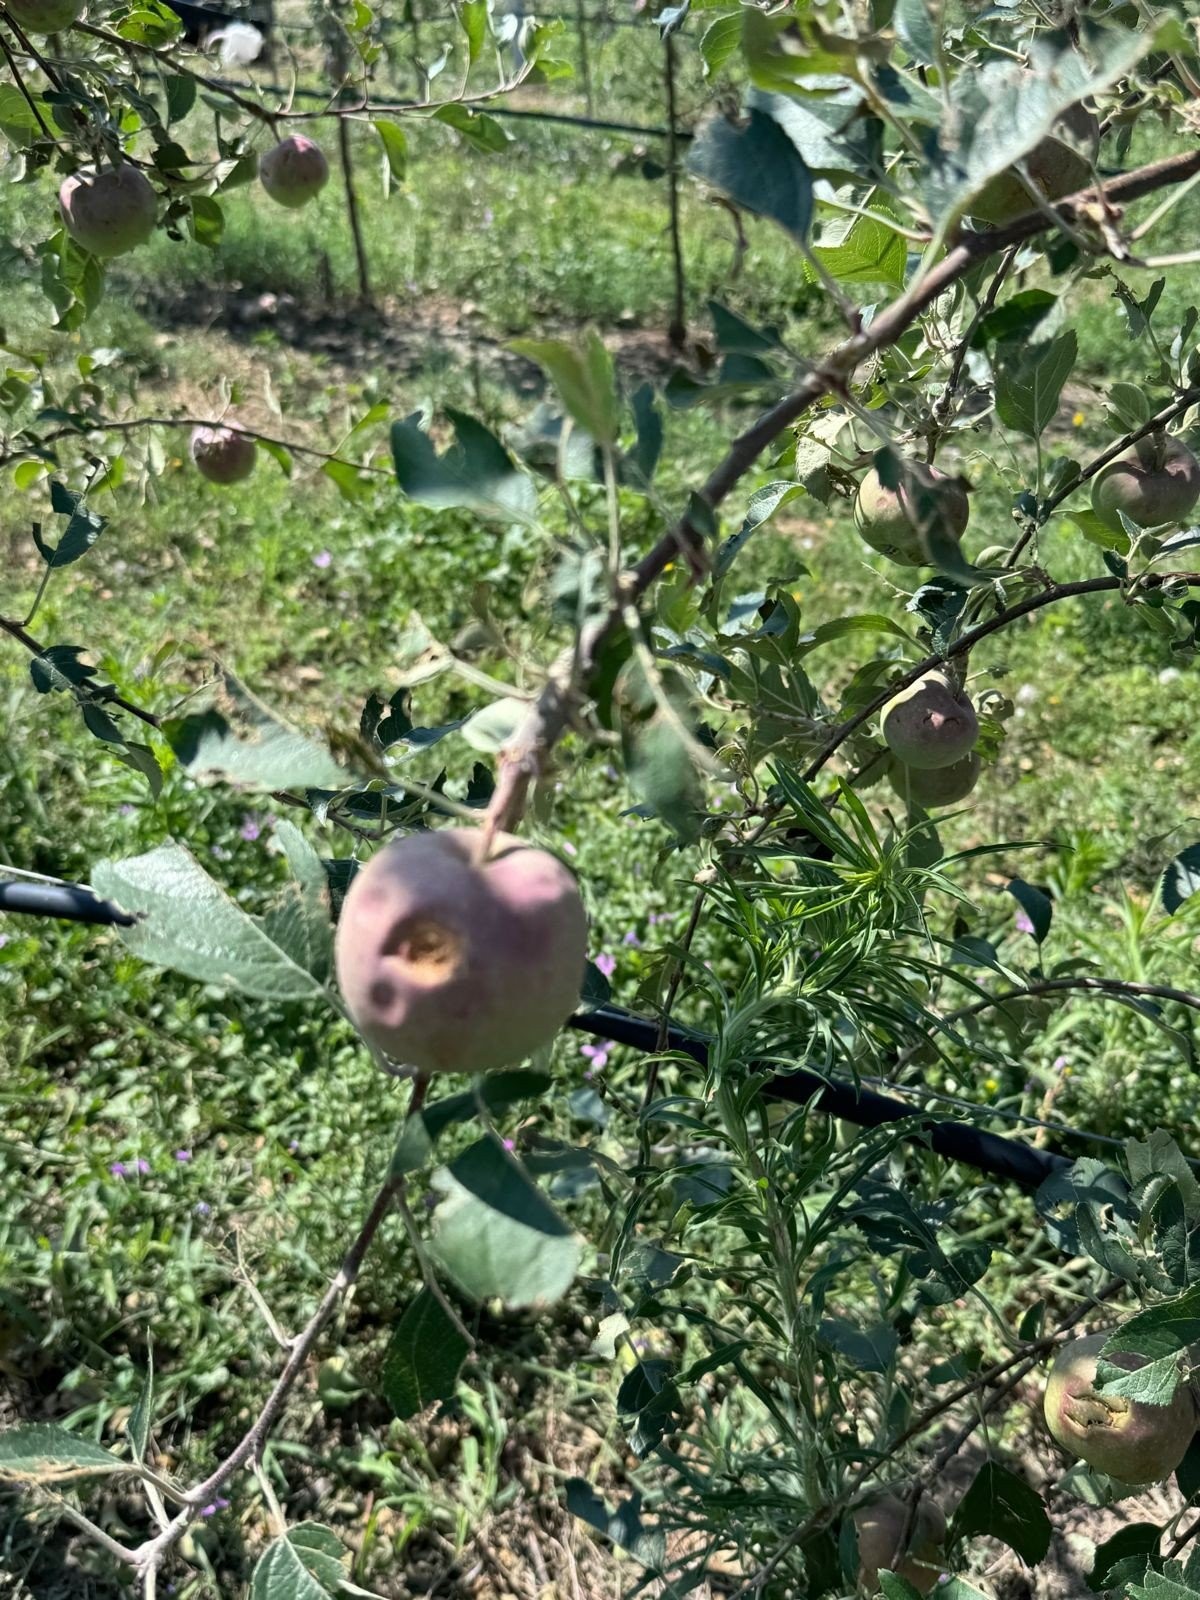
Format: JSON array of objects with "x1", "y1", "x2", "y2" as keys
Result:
[
  {"x1": 59, "y1": 165, "x2": 157, "y2": 257},
  {"x1": 970, "y1": 102, "x2": 1099, "y2": 224},
  {"x1": 881, "y1": 673, "x2": 979, "y2": 771},
  {"x1": 854, "y1": 1494, "x2": 946, "y2": 1596},
  {"x1": 3, "y1": 0, "x2": 83, "y2": 33},
  {"x1": 259, "y1": 135, "x2": 330, "y2": 209},
  {"x1": 190, "y1": 425, "x2": 257, "y2": 485},
  {"x1": 1044, "y1": 1332, "x2": 1197, "y2": 1484},
  {"x1": 335, "y1": 828, "x2": 588, "y2": 1074},
  {"x1": 1091, "y1": 432, "x2": 1200, "y2": 531},
  {"x1": 889, "y1": 752, "x2": 980, "y2": 809},
  {"x1": 854, "y1": 465, "x2": 970, "y2": 567}
]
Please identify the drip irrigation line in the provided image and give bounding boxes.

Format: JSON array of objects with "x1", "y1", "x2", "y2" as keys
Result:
[
  {"x1": 572, "y1": 1004, "x2": 1070, "y2": 1190},
  {"x1": 0, "y1": 874, "x2": 1081, "y2": 1192}
]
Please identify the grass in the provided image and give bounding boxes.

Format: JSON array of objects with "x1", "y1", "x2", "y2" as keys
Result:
[{"x1": 2, "y1": 15, "x2": 1200, "y2": 1599}]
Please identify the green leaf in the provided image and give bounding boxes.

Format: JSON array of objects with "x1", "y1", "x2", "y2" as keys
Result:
[
  {"x1": 922, "y1": 33, "x2": 1156, "y2": 241},
  {"x1": 380, "y1": 1288, "x2": 470, "y2": 1419},
  {"x1": 1161, "y1": 843, "x2": 1200, "y2": 914},
  {"x1": 91, "y1": 843, "x2": 332, "y2": 1004},
  {"x1": 35, "y1": 481, "x2": 106, "y2": 568},
  {"x1": 894, "y1": 0, "x2": 937, "y2": 64},
  {"x1": 391, "y1": 408, "x2": 535, "y2": 521},
  {"x1": 1128, "y1": 1567, "x2": 1200, "y2": 1600},
  {"x1": 373, "y1": 117, "x2": 408, "y2": 182},
  {"x1": 624, "y1": 711, "x2": 705, "y2": 844},
  {"x1": 430, "y1": 1136, "x2": 580, "y2": 1309},
  {"x1": 565, "y1": 1479, "x2": 665, "y2": 1568},
  {"x1": 164, "y1": 73, "x2": 196, "y2": 123},
  {"x1": 716, "y1": 481, "x2": 803, "y2": 577},
  {"x1": 1088, "y1": 1524, "x2": 1162, "y2": 1593},
  {"x1": 1097, "y1": 1289, "x2": 1200, "y2": 1405},
  {"x1": 0, "y1": 1424, "x2": 129, "y2": 1482},
  {"x1": 699, "y1": 13, "x2": 741, "y2": 79},
  {"x1": 432, "y1": 104, "x2": 509, "y2": 152},
  {"x1": 1006, "y1": 877, "x2": 1052, "y2": 944},
  {"x1": 249, "y1": 1523, "x2": 347, "y2": 1600},
  {"x1": 127, "y1": 1357, "x2": 153, "y2": 1463},
  {"x1": 810, "y1": 209, "x2": 908, "y2": 290},
  {"x1": 459, "y1": 0, "x2": 488, "y2": 63},
  {"x1": 509, "y1": 331, "x2": 619, "y2": 448},
  {"x1": 816, "y1": 1317, "x2": 898, "y2": 1375},
  {"x1": 167, "y1": 674, "x2": 346, "y2": 792},
  {"x1": 460, "y1": 697, "x2": 527, "y2": 755},
  {"x1": 688, "y1": 101, "x2": 813, "y2": 242},
  {"x1": 264, "y1": 821, "x2": 335, "y2": 988},
  {"x1": 188, "y1": 194, "x2": 224, "y2": 249},
  {"x1": 950, "y1": 1460, "x2": 1051, "y2": 1565},
  {"x1": 995, "y1": 331, "x2": 1077, "y2": 439}
]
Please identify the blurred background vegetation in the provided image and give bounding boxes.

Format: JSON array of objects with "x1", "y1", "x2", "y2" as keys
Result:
[{"x1": 1, "y1": 4, "x2": 1199, "y2": 1595}]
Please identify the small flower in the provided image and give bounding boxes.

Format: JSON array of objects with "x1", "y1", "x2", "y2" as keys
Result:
[
  {"x1": 239, "y1": 815, "x2": 261, "y2": 842},
  {"x1": 1053, "y1": 1054, "x2": 1070, "y2": 1072},
  {"x1": 502, "y1": 1137, "x2": 515, "y2": 1152},
  {"x1": 200, "y1": 1497, "x2": 230, "y2": 1518},
  {"x1": 562, "y1": 840, "x2": 577, "y2": 857},
  {"x1": 312, "y1": 549, "x2": 332, "y2": 569},
  {"x1": 109, "y1": 1161, "x2": 127, "y2": 1179},
  {"x1": 288, "y1": 1139, "x2": 299, "y2": 1154},
  {"x1": 194, "y1": 1200, "x2": 211, "y2": 1217},
  {"x1": 211, "y1": 843, "x2": 231, "y2": 861},
  {"x1": 594, "y1": 952, "x2": 616, "y2": 979},
  {"x1": 134, "y1": 1158, "x2": 150, "y2": 1175},
  {"x1": 119, "y1": 803, "x2": 136, "y2": 817},
  {"x1": 982, "y1": 1076, "x2": 999, "y2": 1095},
  {"x1": 174, "y1": 1149, "x2": 192, "y2": 1163},
  {"x1": 622, "y1": 930, "x2": 641, "y2": 948},
  {"x1": 1014, "y1": 909, "x2": 1035, "y2": 935},
  {"x1": 1072, "y1": 411, "x2": 1085, "y2": 427},
  {"x1": 581, "y1": 1041, "x2": 610, "y2": 1073}
]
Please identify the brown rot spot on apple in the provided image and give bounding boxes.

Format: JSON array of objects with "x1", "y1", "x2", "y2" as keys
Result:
[{"x1": 1044, "y1": 1331, "x2": 1197, "y2": 1484}]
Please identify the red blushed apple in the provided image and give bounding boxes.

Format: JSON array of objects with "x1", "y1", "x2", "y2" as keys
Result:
[
  {"x1": 1044, "y1": 1332, "x2": 1197, "y2": 1484},
  {"x1": 854, "y1": 1495, "x2": 947, "y2": 1596},
  {"x1": 335, "y1": 828, "x2": 588, "y2": 1074},
  {"x1": 190, "y1": 425, "x2": 257, "y2": 485},
  {"x1": 259, "y1": 135, "x2": 330, "y2": 209},
  {"x1": 881, "y1": 672, "x2": 979, "y2": 771},
  {"x1": 59, "y1": 165, "x2": 157, "y2": 257}
]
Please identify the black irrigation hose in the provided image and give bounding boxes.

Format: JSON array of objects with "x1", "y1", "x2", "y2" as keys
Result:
[
  {"x1": 573, "y1": 1004, "x2": 1069, "y2": 1190},
  {"x1": 0, "y1": 877, "x2": 1071, "y2": 1189}
]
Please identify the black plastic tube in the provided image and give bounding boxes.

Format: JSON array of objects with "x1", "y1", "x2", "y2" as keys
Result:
[
  {"x1": 572, "y1": 1005, "x2": 1069, "y2": 1190},
  {"x1": 0, "y1": 878, "x2": 1069, "y2": 1190}
]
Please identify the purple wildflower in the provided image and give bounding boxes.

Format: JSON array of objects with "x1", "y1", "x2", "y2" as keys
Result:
[
  {"x1": 134, "y1": 1158, "x2": 150, "y2": 1175},
  {"x1": 239, "y1": 815, "x2": 261, "y2": 842},
  {"x1": 1014, "y1": 908, "x2": 1035, "y2": 935},
  {"x1": 174, "y1": 1149, "x2": 192, "y2": 1163},
  {"x1": 200, "y1": 1497, "x2": 230, "y2": 1518},
  {"x1": 312, "y1": 550, "x2": 332, "y2": 569},
  {"x1": 622, "y1": 930, "x2": 641, "y2": 948},
  {"x1": 594, "y1": 952, "x2": 616, "y2": 979},
  {"x1": 109, "y1": 1162, "x2": 127, "y2": 1179},
  {"x1": 194, "y1": 1201, "x2": 211, "y2": 1217},
  {"x1": 502, "y1": 1137, "x2": 515, "y2": 1152},
  {"x1": 581, "y1": 1041, "x2": 610, "y2": 1075}
]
